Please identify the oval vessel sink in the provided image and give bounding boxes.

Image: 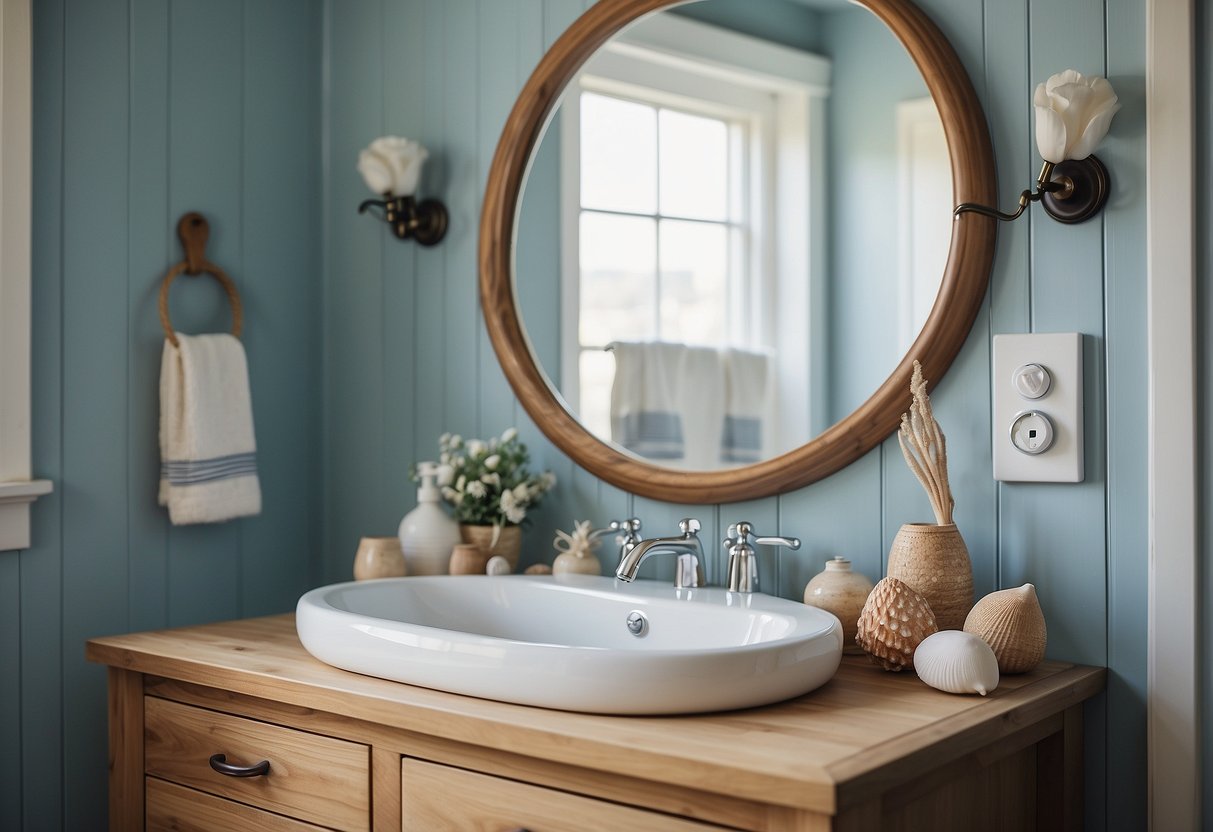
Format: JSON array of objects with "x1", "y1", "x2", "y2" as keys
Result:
[{"x1": 296, "y1": 575, "x2": 842, "y2": 715}]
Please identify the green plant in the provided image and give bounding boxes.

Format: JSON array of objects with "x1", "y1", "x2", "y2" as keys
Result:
[{"x1": 421, "y1": 428, "x2": 556, "y2": 527}]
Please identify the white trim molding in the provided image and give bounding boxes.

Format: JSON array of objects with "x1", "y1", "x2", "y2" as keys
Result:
[
  {"x1": 0, "y1": 0, "x2": 51, "y2": 552},
  {"x1": 1146, "y1": 0, "x2": 1198, "y2": 827}
]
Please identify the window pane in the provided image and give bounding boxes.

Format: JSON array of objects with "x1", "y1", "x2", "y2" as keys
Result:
[
  {"x1": 581, "y1": 93, "x2": 656, "y2": 213},
  {"x1": 658, "y1": 220, "x2": 727, "y2": 345},
  {"x1": 659, "y1": 109, "x2": 728, "y2": 221},
  {"x1": 580, "y1": 212, "x2": 657, "y2": 345},
  {"x1": 578, "y1": 349, "x2": 614, "y2": 441}
]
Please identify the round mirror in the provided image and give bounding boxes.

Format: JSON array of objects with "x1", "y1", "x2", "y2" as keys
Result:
[{"x1": 481, "y1": 0, "x2": 996, "y2": 504}]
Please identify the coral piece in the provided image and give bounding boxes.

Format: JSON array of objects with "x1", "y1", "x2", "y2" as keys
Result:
[
  {"x1": 898, "y1": 360, "x2": 954, "y2": 526},
  {"x1": 964, "y1": 584, "x2": 1047, "y2": 674},
  {"x1": 914, "y1": 630, "x2": 1000, "y2": 695},
  {"x1": 855, "y1": 577, "x2": 938, "y2": 672}
]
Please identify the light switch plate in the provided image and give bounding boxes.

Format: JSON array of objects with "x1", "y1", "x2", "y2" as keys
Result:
[{"x1": 992, "y1": 333, "x2": 1084, "y2": 482}]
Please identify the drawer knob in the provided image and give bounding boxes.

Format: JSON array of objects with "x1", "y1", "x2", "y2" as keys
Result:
[{"x1": 208, "y1": 753, "x2": 271, "y2": 778}]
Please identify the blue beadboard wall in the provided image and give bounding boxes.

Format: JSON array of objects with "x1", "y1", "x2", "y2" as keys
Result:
[
  {"x1": 5, "y1": 1, "x2": 323, "y2": 828},
  {"x1": 321, "y1": 1, "x2": 1147, "y2": 829}
]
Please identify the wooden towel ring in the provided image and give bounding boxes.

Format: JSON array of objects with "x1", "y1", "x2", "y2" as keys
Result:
[{"x1": 158, "y1": 212, "x2": 244, "y2": 348}]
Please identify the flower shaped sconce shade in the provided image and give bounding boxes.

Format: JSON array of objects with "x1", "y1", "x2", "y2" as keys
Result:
[
  {"x1": 357, "y1": 137, "x2": 449, "y2": 245},
  {"x1": 955, "y1": 70, "x2": 1120, "y2": 224}
]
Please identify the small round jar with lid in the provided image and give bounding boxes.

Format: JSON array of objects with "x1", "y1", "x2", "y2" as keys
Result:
[{"x1": 803, "y1": 558, "x2": 875, "y2": 655}]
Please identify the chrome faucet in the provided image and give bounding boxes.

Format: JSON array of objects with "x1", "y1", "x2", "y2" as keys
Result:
[
  {"x1": 723, "y1": 522, "x2": 800, "y2": 593},
  {"x1": 590, "y1": 517, "x2": 644, "y2": 568},
  {"x1": 614, "y1": 518, "x2": 705, "y2": 588}
]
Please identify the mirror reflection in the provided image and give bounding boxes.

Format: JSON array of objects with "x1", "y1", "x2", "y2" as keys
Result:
[{"x1": 515, "y1": 0, "x2": 951, "y2": 471}]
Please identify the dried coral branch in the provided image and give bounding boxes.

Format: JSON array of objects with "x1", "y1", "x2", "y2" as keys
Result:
[{"x1": 898, "y1": 361, "x2": 954, "y2": 525}]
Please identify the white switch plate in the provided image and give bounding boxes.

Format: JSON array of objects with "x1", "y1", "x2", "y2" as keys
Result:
[{"x1": 992, "y1": 333, "x2": 1084, "y2": 482}]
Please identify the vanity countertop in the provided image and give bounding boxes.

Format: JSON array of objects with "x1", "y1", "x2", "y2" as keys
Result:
[{"x1": 87, "y1": 613, "x2": 1103, "y2": 819}]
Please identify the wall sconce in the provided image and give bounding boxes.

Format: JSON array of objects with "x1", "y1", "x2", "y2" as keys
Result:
[
  {"x1": 955, "y1": 70, "x2": 1120, "y2": 224},
  {"x1": 357, "y1": 137, "x2": 448, "y2": 246}
]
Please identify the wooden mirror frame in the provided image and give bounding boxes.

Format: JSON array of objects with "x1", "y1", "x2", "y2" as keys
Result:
[{"x1": 480, "y1": 0, "x2": 996, "y2": 504}]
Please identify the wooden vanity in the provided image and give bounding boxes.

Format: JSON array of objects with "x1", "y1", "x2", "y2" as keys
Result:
[{"x1": 87, "y1": 614, "x2": 1102, "y2": 831}]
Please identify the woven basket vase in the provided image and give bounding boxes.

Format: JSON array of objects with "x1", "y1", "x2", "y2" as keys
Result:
[
  {"x1": 460, "y1": 524, "x2": 523, "y2": 571},
  {"x1": 886, "y1": 523, "x2": 974, "y2": 631}
]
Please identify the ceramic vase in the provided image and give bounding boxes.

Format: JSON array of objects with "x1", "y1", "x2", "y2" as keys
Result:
[
  {"x1": 886, "y1": 523, "x2": 973, "y2": 631},
  {"x1": 460, "y1": 524, "x2": 523, "y2": 570},
  {"x1": 352, "y1": 536, "x2": 407, "y2": 580},
  {"x1": 802, "y1": 558, "x2": 874, "y2": 655}
]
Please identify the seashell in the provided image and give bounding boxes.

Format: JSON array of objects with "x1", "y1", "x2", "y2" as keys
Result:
[
  {"x1": 913, "y1": 630, "x2": 1000, "y2": 695},
  {"x1": 963, "y1": 584, "x2": 1047, "y2": 674},
  {"x1": 855, "y1": 577, "x2": 938, "y2": 672},
  {"x1": 485, "y1": 555, "x2": 512, "y2": 576},
  {"x1": 524, "y1": 563, "x2": 553, "y2": 575}
]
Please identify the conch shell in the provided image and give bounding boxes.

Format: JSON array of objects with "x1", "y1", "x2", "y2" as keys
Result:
[
  {"x1": 855, "y1": 577, "x2": 938, "y2": 671},
  {"x1": 963, "y1": 584, "x2": 1047, "y2": 674},
  {"x1": 913, "y1": 630, "x2": 1000, "y2": 695}
]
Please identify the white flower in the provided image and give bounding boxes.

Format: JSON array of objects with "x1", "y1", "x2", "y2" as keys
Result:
[
  {"x1": 357, "y1": 136, "x2": 429, "y2": 196},
  {"x1": 540, "y1": 472, "x2": 557, "y2": 491},
  {"x1": 466, "y1": 481, "x2": 487, "y2": 499},
  {"x1": 512, "y1": 483, "x2": 530, "y2": 502},
  {"x1": 439, "y1": 432, "x2": 451, "y2": 446},
  {"x1": 435, "y1": 464, "x2": 454, "y2": 487},
  {"x1": 467, "y1": 439, "x2": 486, "y2": 457},
  {"x1": 455, "y1": 475, "x2": 466, "y2": 492},
  {"x1": 480, "y1": 472, "x2": 501, "y2": 489},
  {"x1": 1033, "y1": 70, "x2": 1120, "y2": 163},
  {"x1": 449, "y1": 434, "x2": 462, "y2": 448},
  {"x1": 440, "y1": 486, "x2": 457, "y2": 502},
  {"x1": 439, "y1": 452, "x2": 450, "y2": 465},
  {"x1": 484, "y1": 454, "x2": 500, "y2": 471},
  {"x1": 500, "y1": 490, "x2": 527, "y2": 524},
  {"x1": 502, "y1": 427, "x2": 518, "y2": 443}
]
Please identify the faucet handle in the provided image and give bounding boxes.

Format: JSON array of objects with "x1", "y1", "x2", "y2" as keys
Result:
[
  {"x1": 678, "y1": 518, "x2": 701, "y2": 536},
  {"x1": 723, "y1": 521, "x2": 800, "y2": 551}
]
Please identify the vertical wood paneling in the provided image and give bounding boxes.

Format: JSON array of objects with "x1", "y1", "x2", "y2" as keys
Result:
[
  {"x1": 0, "y1": 556, "x2": 20, "y2": 830},
  {"x1": 127, "y1": 0, "x2": 170, "y2": 634},
  {"x1": 241, "y1": 0, "x2": 323, "y2": 614},
  {"x1": 23, "y1": 0, "x2": 325, "y2": 823},
  {"x1": 23, "y1": 0, "x2": 66, "y2": 825},
  {"x1": 60, "y1": 0, "x2": 131, "y2": 823},
  {"x1": 1104, "y1": 0, "x2": 1149, "y2": 824},
  {"x1": 381, "y1": 0, "x2": 424, "y2": 539},
  {"x1": 323, "y1": 0, "x2": 387, "y2": 582}
]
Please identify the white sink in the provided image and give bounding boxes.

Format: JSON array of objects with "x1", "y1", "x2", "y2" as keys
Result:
[{"x1": 296, "y1": 575, "x2": 843, "y2": 715}]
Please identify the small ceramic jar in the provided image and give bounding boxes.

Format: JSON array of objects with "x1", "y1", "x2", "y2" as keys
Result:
[
  {"x1": 353, "y1": 536, "x2": 407, "y2": 580},
  {"x1": 803, "y1": 557, "x2": 874, "y2": 655}
]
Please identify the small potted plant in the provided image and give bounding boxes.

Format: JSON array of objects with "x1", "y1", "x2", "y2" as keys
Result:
[{"x1": 426, "y1": 428, "x2": 556, "y2": 570}]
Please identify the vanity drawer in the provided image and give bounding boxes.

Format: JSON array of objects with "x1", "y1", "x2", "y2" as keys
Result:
[
  {"x1": 146, "y1": 777, "x2": 330, "y2": 831},
  {"x1": 401, "y1": 758, "x2": 730, "y2": 831},
  {"x1": 144, "y1": 696, "x2": 370, "y2": 831}
]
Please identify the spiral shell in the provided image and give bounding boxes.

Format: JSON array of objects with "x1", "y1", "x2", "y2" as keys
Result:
[
  {"x1": 913, "y1": 630, "x2": 1000, "y2": 695},
  {"x1": 855, "y1": 577, "x2": 938, "y2": 671},
  {"x1": 963, "y1": 584, "x2": 1047, "y2": 674}
]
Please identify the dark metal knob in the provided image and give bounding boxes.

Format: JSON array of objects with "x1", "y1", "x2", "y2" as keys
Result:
[{"x1": 208, "y1": 753, "x2": 270, "y2": 778}]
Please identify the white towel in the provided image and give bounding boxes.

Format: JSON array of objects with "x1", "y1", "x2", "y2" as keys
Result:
[
  {"x1": 158, "y1": 333, "x2": 261, "y2": 524},
  {"x1": 721, "y1": 348, "x2": 775, "y2": 464},
  {"x1": 609, "y1": 341, "x2": 726, "y2": 470}
]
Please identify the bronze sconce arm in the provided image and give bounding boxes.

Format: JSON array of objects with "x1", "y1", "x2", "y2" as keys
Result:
[
  {"x1": 358, "y1": 194, "x2": 449, "y2": 246},
  {"x1": 954, "y1": 155, "x2": 1110, "y2": 225}
]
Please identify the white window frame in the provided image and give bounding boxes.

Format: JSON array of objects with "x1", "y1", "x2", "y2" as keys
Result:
[
  {"x1": 558, "y1": 13, "x2": 831, "y2": 447},
  {"x1": 0, "y1": 0, "x2": 52, "y2": 552}
]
